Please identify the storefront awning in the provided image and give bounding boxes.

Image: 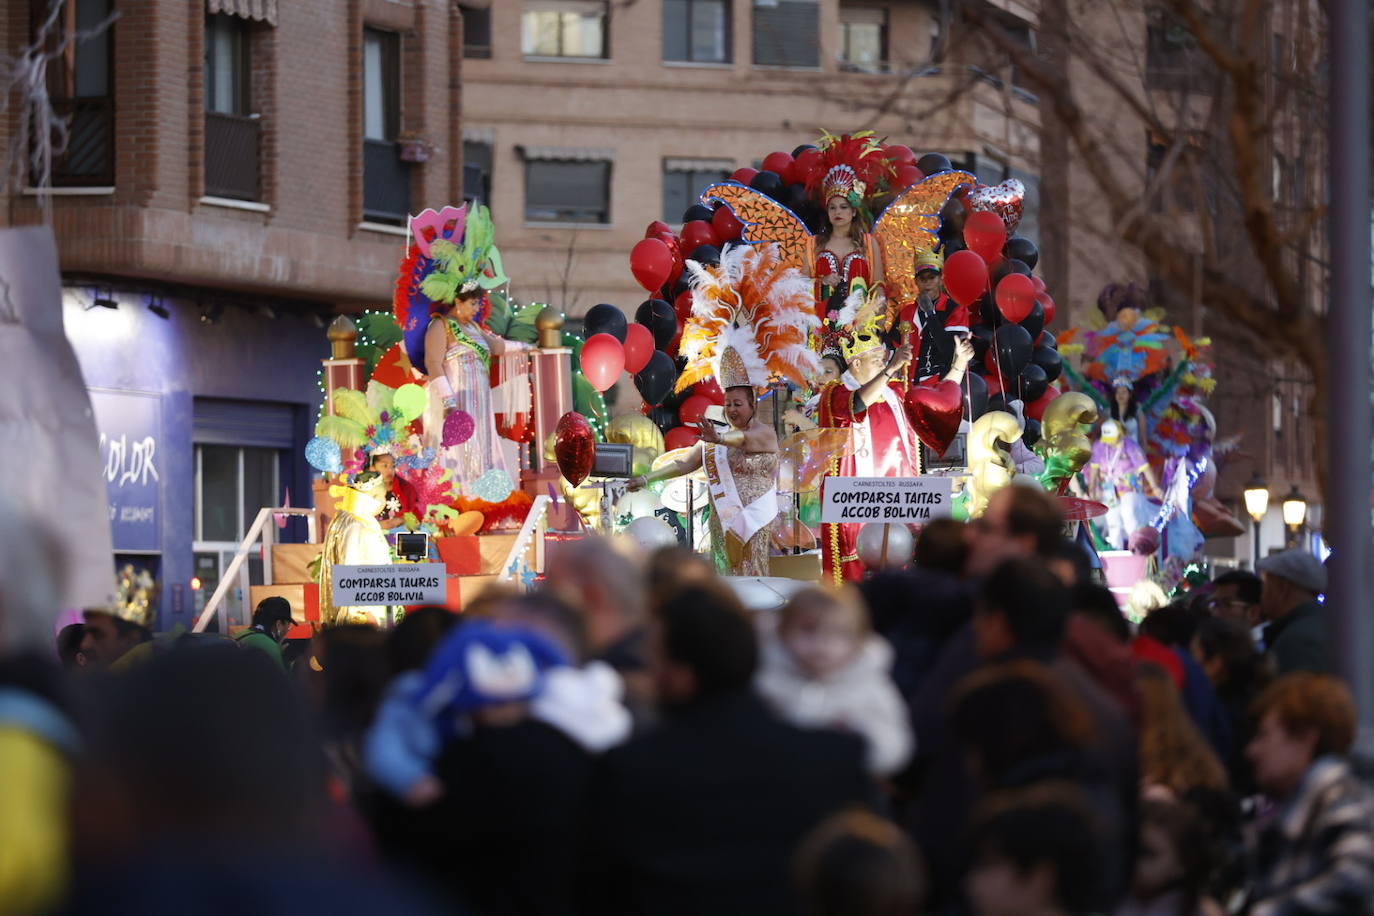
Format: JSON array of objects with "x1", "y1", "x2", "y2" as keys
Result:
[
  {"x1": 517, "y1": 145, "x2": 616, "y2": 162},
  {"x1": 207, "y1": 0, "x2": 277, "y2": 26}
]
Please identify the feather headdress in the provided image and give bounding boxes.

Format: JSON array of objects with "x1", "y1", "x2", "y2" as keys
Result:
[
  {"x1": 806, "y1": 131, "x2": 896, "y2": 220},
  {"x1": 676, "y1": 243, "x2": 821, "y2": 393}
]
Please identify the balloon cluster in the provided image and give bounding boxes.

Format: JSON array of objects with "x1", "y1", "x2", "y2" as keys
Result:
[{"x1": 933, "y1": 171, "x2": 1062, "y2": 426}]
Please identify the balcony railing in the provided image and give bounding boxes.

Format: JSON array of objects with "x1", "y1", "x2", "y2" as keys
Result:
[
  {"x1": 364, "y1": 139, "x2": 412, "y2": 225},
  {"x1": 47, "y1": 97, "x2": 114, "y2": 187},
  {"x1": 205, "y1": 112, "x2": 262, "y2": 201}
]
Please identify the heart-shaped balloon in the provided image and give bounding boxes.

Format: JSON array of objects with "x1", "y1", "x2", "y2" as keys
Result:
[
  {"x1": 554, "y1": 412, "x2": 596, "y2": 486},
  {"x1": 442, "y1": 410, "x2": 475, "y2": 447},
  {"x1": 967, "y1": 179, "x2": 1025, "y2": 235},
  {"x1": 904, "y1": 379, "x2": 965, "y2": 456}
]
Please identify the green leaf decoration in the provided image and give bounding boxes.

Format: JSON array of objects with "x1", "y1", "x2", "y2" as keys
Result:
[
  {"x1": 331, "y1": 389, "x2": 373, "y2": 426},
  {"x1": 315, "y1": 415, "x2": 368, "y2": 449}
]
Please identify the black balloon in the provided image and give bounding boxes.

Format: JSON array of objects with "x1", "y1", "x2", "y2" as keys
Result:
[
  {"x1": 1022, "y1": 417, "x2": 1041, "y2": 448},
  {"x1": 1003, "y1": 236, "x2": 1039, "y2": 270},
  {"x1": 1020, "y1": 301, "x2": 1046, "y2": 340},
  {"x1": 964, "y1": 370, "x2": 989, "y2": 422},
  {"x1": 994, "y1": 323, "x2": 1034, "y2": 375},
  {"x1": 682, "y1": 204, "x2": 714, "y2": 224},
  {"x1": 987, "y1": 393, "x2": 1011, "y2": 414},
  {"x1": 916, "y1": 153, "x2": 952, "y2": 175},
  {"x1": 688, "y1": 244, "x2": 721, "y2": 266},
  {"x1": 940, "y1": 234, "x2": 967, "y2": 256},
  {"x1": 791, "y1": 143, "x2": 818, "y2": 157},
  {"x1": 970, "y1": 324, "x2": 995, "y2": 360},
  {"x1": 1036, "y1": 330, "x2": 1057, "y2": 350},
  {"x1": 783, "y1": 184, "x2": 809, "y2": 212},
  {"x1": 635, "y1": 299, "x2": 677, "y2": 349},
  {"x1": 646, "y1": 405, "x2": 678, "y2": 432},
  {"x1": 583, "y1": 303, "x2": 627, "y2": 342},
  {"x1": 991, "y1": 259, "x2": 1032, "y2": 289},
  {"x1": 635, "y1": 350, "x2": 677, "y2": 407},
  {"x1": 1032, "y1": 345, "x2": 1063, "y2": 382},
  {"x1": 749, "y1": 170, "x2": 784, "y2": 199},
  {"x1": 978, "y1": 294, "x2": 1003, "y2": 328},
  {"x1": 1020, "y1": 363, "x2": 1049, "y2": 402}
]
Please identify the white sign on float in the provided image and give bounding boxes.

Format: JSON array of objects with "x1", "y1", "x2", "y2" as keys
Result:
[
  {"x1": 331, "y1": 564, "x2": 448, "y2": 605},
  {"x1": 821, "y1": 476, "x2": 953, "y2": 524}
]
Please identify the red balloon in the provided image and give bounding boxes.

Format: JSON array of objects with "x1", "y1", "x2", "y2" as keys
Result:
[
  {"x1": 630, "y1": 238, "x2": 674, "y2": 292},
  {"x1": 695, "y1": 376, "x2": 725, "y2": 405},
  {"x1": 963, "y1": 210, "x2": 1008, "y2": 265},
  {"x1": 679, "y1": 394, "x2": 712, "y2": 425},
  {"x1": 711, "y1": 205, "x2": 744, "y2": 242},
  {"x1": 622, "y1": 323, "x2": 654, "y2": 374},
  {"x1": 731, "y1": 167, "x2": 758, "y2": 185},
  {"x1": 1024, "y1": 386, "x2": 1061, "y2": 422},
  {"x1": 893, "y1": 164, "x2": 925, "y2": 188},
  {"x1": 995, "y1": 274, "x2": 1037, "y2": 323},
  {"x1": 644, "y1": 220, "x2": 672, "y2": 240},
  {"x1": 793, "y1": 148, "x2": 823, "y2": 186},
  {"x1": 885, "y1": 144, "x2": 917, "y2": 165},
  {"x1": 581, "y1": 333, "x2": 625, "y2": 392},
  {"x1": 1036, "y1": 292, "x2": 1056, "y2": 327},
  {"x1": 1031, "y1": 275, "x2": 1047, "y2": 292},
  {"x1": 554, "y1": 412, "x2": 596, "y2": 486},
  {"x1": 664, "y1": 425, "x2": 700, "y2": 451},
  {"x1": 984, "y1": 372, "x2": 1003, "y2": 396},
  {"x1": 674, "y1": 289, "x2": 694, "y2": 323},
  {"x1": 761, "y1": 151, "x2": 794, "y2": 177},
  {"x1": 943, "y1": 250, "x2": 990, "y2": 307},
  {"x1": 667, "y1": 328, "x2": 682, "y2": 357},
  {"x1": 680, "y1": 220, "x2": 718, "y2": 252}
]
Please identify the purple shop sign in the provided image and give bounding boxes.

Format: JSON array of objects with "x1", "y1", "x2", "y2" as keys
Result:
[{"x1": 89, "y1": 389, "x2": 162, "y2": 552}]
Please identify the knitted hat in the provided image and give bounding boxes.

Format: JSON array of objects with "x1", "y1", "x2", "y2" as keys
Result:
[{"x1": 416, "y1": 620, "x2": 571, "y2": 718}]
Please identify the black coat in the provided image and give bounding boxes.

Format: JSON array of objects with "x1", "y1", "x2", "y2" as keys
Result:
[{"x1": 579, "y1": 689, "x2": 876, "y2": 916}]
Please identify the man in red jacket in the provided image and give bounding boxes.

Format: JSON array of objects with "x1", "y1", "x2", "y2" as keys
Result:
[{"x1": 897, "y1": 251, "x2": 972, "y2": 383}]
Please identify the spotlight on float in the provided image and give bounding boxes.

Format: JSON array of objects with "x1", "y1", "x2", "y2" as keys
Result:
[
  {"x1": 88, "y1": 287, "x2": 118, "y2": 310},
  {"x1": 147, "y1": 296, "x2": 170, "y2": 320}
]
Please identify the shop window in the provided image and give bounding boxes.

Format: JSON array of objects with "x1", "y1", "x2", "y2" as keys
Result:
[
  {"x1": 34, "y1": 0, "x2": 114, "y2": 186},
  {"x1": 838, "y1": 5, "x2": 887, "y2": 73},
  {"x1": 460, "y1": 3, "x2": 493, "y2": 58},
  {"x1": 525, "y1": 159, "x2": 611, "y2": 223},
  {"x1": 664, "y1": 0, "x2": 730, "y2": 64},
  {"x1": 204, "y1": 13, "x2": 260, "y2": 201},
  {"x1": 663, "y1": 161, "x2": 731, "y2": 223},
  {"x1": 752, "y1": 0, "x2": 818, "y2": 68},
  {"x1": 522, "y1": 0, "x2": 608, "y2": 59},
  {"x1": 363, "y1": 27, "x2": 411, "y2": 223}
]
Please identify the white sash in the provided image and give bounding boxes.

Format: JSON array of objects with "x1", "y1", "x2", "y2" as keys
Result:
[
  {"x1": 706, "y1": 443, "x2": 778, "y2": 544},
  {"x1": 838, "y1": 371, "x2": 915, "y2": 477}
]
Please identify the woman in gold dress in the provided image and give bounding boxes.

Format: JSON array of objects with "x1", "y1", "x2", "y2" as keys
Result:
[
  {"x1": 628, "y1": 242, "x2": 819, "y2": 577},
  {"x1": 630, "y1": 382, "x2": 779, "y2": 576}
]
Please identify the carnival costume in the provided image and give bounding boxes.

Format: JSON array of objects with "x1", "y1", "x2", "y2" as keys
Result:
[
  {"x1": 318, "y1": 471, "x2": 393, "y2": 627},
  {"x1": 672, "y1": 243, "x2": 821, "y2": 576},
  {"x1": 817, "y1": 302, "x2": 961, "y2": 584},
  {"x1": 696, "y1": 132, "x2": 977, "y2": 335},
  {"x1": 394, "y1": 204, "x2": 514, "y2": 495},
  {"x1": 896, "y1": 250, "x2": 972, "y2": 382},
  {"x1": 1087, "y1": 420, "x2": 1155, "y2": 550}
]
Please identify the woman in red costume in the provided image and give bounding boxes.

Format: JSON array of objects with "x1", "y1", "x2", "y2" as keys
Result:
[{"x1": 808, "y1": 134, "x2": 893, "y2": 323}]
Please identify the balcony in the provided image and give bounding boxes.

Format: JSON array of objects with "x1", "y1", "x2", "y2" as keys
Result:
[
  {"x1": 205, "y1": 112, "x2": 262, "y2": 201},
  {"x1": 363, "y1": 139, "x2": 412, "y2": 225},
  {"x1": 48, "y1": 97, "x2": 114, "y2": 187}
]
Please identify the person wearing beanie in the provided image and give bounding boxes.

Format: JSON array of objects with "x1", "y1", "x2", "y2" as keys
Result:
[
  {"x1": 236, "y1": 597, "x2": 294, "y2": 670},
  {"x1": 1255, "y1": 549, "x2": 1330, "y2": 675}
]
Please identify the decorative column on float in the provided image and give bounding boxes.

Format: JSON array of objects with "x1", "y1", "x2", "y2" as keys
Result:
[
  {"x1": 525, "y1": 305, "x2": 573, "y2": 493},
  {"x1": 323, "y1": 316, "x2": 365, "y2": 415}
]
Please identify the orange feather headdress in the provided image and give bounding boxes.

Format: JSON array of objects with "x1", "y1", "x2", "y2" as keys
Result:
[{"x1": 676, "y1": 243, "x2": 821, "y2": 393}]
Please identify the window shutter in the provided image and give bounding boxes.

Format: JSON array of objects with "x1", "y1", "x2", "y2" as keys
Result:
[
  {"x1": 193, "y1": 398, "x2": 297, "y2": 448},
  {"x1": 206, "y1": 0, "x2": 277, "y2": 26},
  {"x1": 753, "y1": 0, "x2": 819, "y2": 67}
]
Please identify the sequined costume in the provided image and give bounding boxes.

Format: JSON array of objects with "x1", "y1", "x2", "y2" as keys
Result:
[
  {"x1": 421, "y1": 317, "x2": 509, "y2": 494},
  {"x1": 704, "y1": 445, "x2": 779, "y2": 577},
  {"x1": 318, "y1": 480, "x2": 392, "y2": 627}
]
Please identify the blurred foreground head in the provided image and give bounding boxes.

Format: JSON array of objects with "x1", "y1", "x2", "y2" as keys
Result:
[
  {"x1": 75, "y1": 644, "x2": 324, "y2": 862},
  {"x1": 794, "y1": 809, "x2": 926, "y2": 916}
]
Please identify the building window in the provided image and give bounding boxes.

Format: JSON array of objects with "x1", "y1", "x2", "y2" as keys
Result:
[
  {"x1": 362, "y1": 27, "x2": 410, "y2": 224},
  {"x1": 1005, "y1": 22, "x2": 1036, "y2": 91},
  {"x1": 193, "y1": 443, "x2": 282, "y2": 628},
  {"x1": 663, "y1": 160, "x2": 731, "y2": 223},
  {"x1": 203, "y1": 14, "x2": 261, "y2": 201},
  {"x1": 525, "y1": 159, "x2": 611, "y2": 223},
  {"x1": 753, "y1": 0, "x2": 818, "y2": 68},
  {"x1": 464, "y1": 140, "x2": 493, "y2": 204},
  {"x1": 838, "y1": 5, "x2": 887, "y2": 73},
  {"x1": 34, "y1": 0, "x2": 114, "y2": 186},
  {"x1": 461, "y1": 3, "x2": 493, "y2": 58},
  {"x1": 663, "y1": 0, "x2": 730, "y2": 64},
  {"x1": 522, "y1": 0, "x2": 608, "y2": 59},
  {"x1": 1145, "y1": 7, "x2": 1202, "y2": 91}
]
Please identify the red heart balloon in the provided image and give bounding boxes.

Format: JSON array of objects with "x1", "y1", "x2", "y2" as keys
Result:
[
  {"x1": 554, "y1": 412, "x2": 595, "y2": 486},
  {"x1": 904, "y1": 379, "x2": 964, "y2": 456}
]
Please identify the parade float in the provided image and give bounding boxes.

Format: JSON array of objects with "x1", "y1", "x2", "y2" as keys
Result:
[{"x1": 260, "y1": 131, "x2": 1253, "y2": 630}]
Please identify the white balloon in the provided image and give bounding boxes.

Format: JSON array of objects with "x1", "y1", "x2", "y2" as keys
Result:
[
  {"x1": 614, "y1": 489, "x2": 662, "y2": 525},
  {"x1": 622, "y1": 515, "x2": 678, "y2": 551},
  {"x1": 855, "y1": 522, "x2": 914, "y2": 571}
]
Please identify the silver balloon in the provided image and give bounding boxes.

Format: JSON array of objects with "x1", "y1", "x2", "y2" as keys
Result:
[
  {"x1": 622, "y1": 515, "x2": 679, "y2": 552},
  {"x1": 855, "y1": 522, "x2": 914, "y2": 571},
  {"x1": 614, "y1": 488, "x2": 662, "y2": 525}
]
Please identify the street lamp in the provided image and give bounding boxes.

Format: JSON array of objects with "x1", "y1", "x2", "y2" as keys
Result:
[
  {"x1": 1244, "y1": 474, "x2": 1270, "y2": 568},
  {"x1": 1282, "y1": 485, "x2": 1309, "y2": 547}
]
